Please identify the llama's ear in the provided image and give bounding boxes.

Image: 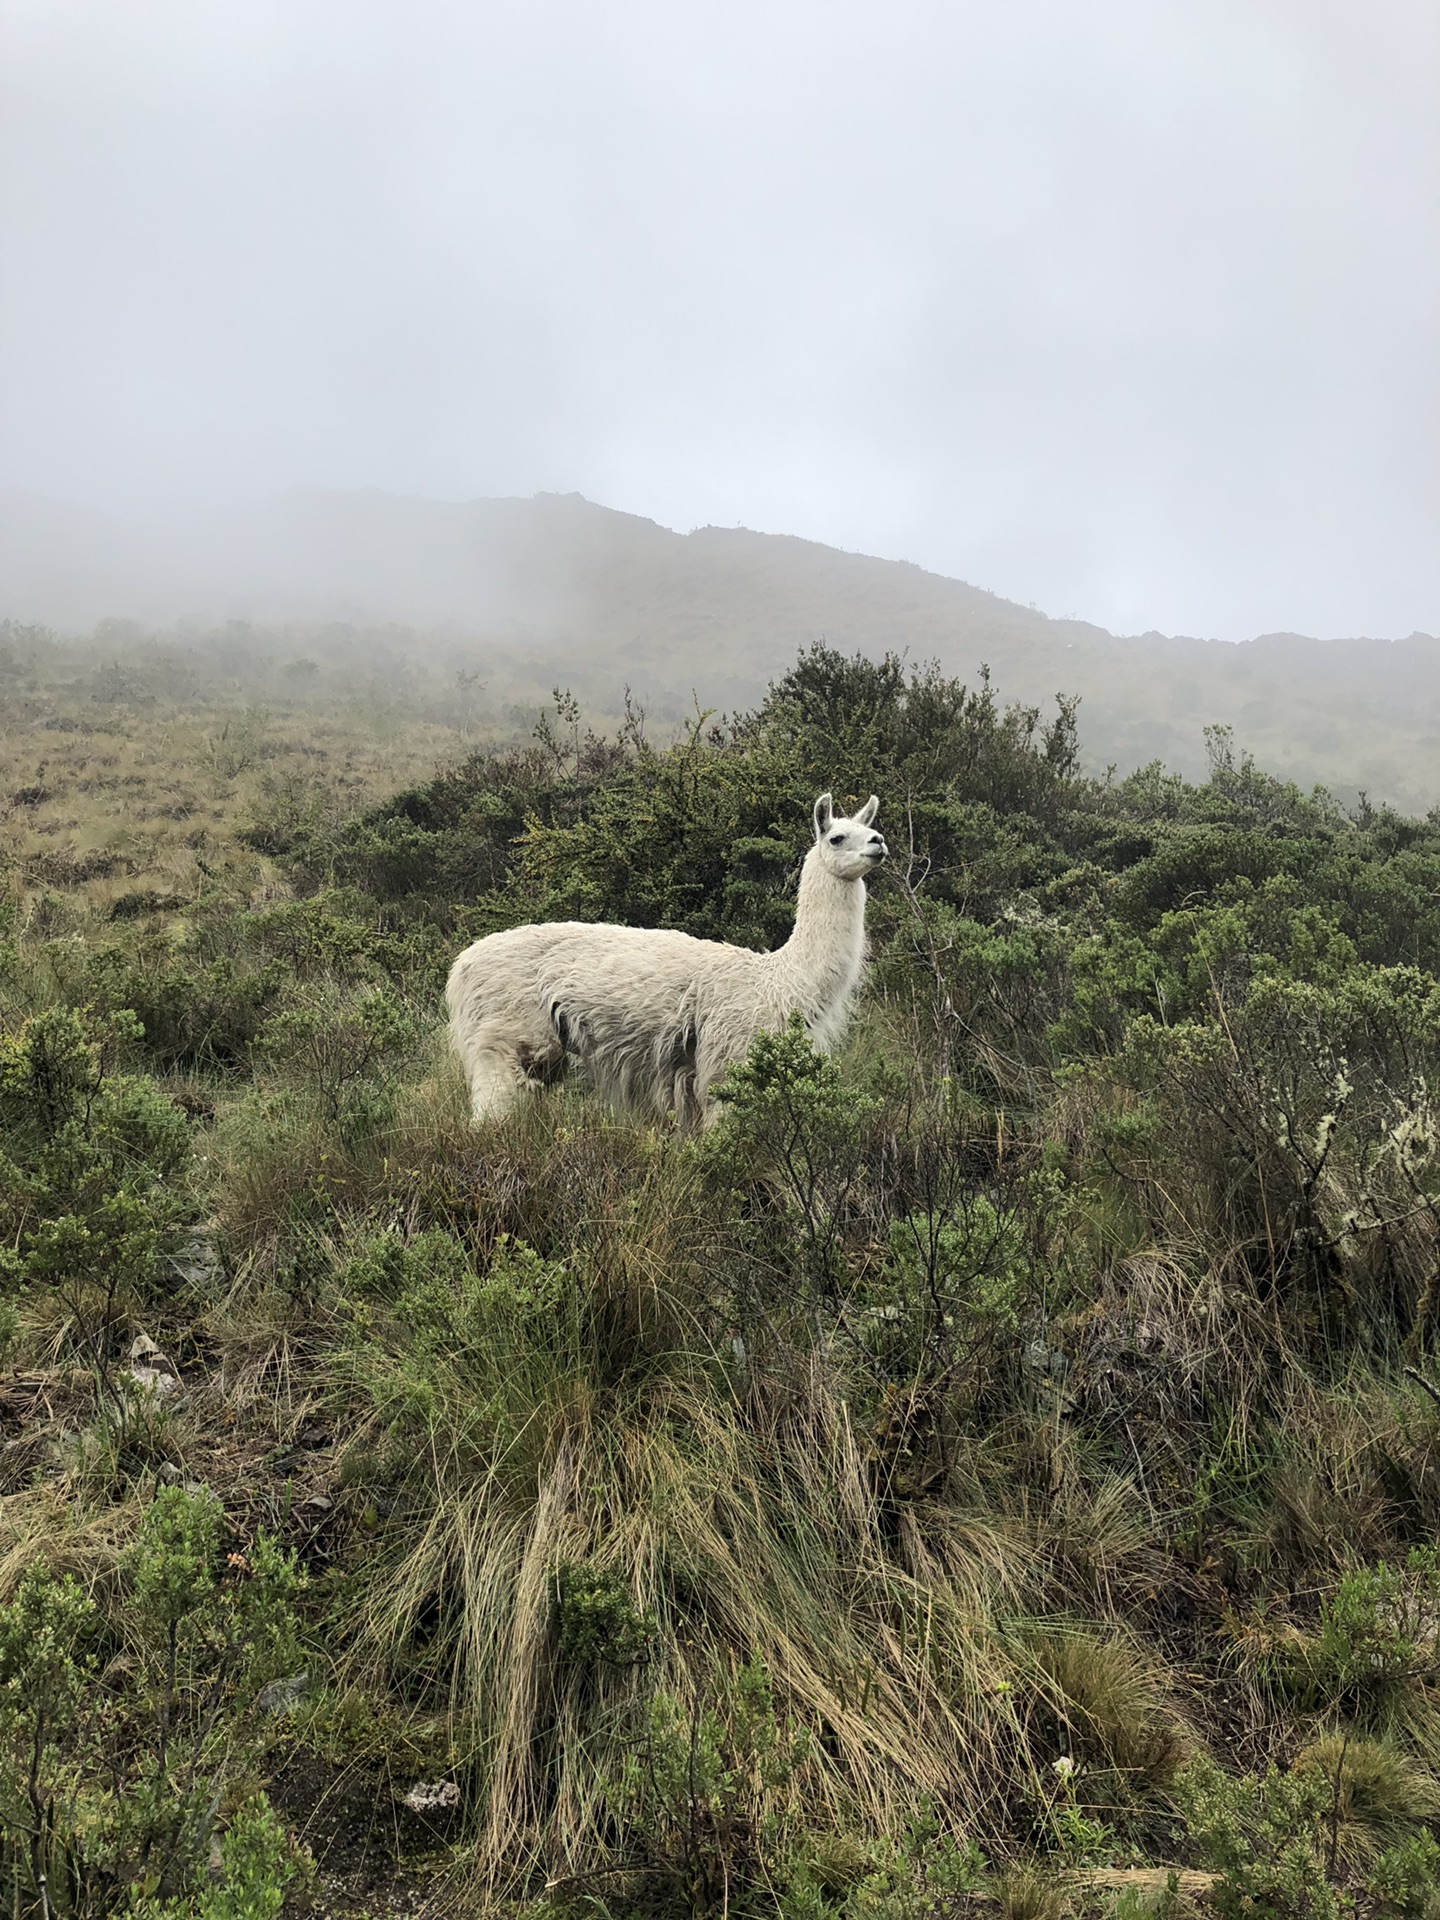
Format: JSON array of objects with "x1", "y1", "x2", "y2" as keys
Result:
[
  {"x1": 813, "y1": 792, "x2": 834, "y2": 837},
  {"x1": 856, "y1": 794, "x2": 880, "y2": 826}
]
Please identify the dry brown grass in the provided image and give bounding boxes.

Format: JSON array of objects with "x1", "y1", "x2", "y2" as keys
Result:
[{"x1": 0, "y1": 682, "x2": 456, "y2": 922}]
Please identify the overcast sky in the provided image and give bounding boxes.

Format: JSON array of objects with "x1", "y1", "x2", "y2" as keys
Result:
[{"x1": 2, "y1": 0, "x2": 1437, "y2": 640}]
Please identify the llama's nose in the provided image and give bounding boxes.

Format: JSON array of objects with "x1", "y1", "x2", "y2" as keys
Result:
[{"x1": 868, "y1": 834, "x2": 888, "y2": 859}]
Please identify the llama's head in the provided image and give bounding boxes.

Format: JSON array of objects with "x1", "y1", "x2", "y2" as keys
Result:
[{"x1": 812, "y1": 792, "x2": 887, "y2": 880}]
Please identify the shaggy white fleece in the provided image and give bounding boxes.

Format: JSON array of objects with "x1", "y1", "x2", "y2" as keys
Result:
[{"x1": 446, "y1": 792, "x2": 886, "y2": 1125}]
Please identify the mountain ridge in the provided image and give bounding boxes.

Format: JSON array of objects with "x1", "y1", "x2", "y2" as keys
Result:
[{"x1": 2, "y1": 486, "x2": 1437, "y2": 808}]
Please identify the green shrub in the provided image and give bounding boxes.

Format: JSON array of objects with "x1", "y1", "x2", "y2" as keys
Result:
[
  {"x1": 613, "y1": 1657, "x2": 814, "y2": 1917},
  {"x1": 257, "y1": 981, "x2": 424, "y2": 1133},
  {"x1": 0, "y1": 1494, "x2": 305, "y2": 1914},
  {"x1": 1369, "y1": 1827, "x2": 1440, "y2": 1919},
  {"x1": 1281, "y1": 1551, "x2": 1440, "y2": 1722},
  {"x1": 553, "y1": 1561, "x2": 655, "y2": 1668},
  {"x1": 0, "y1": 1005, "x2": 192, "y2": 1388},
  {"x1": 58, "y1": 941, "x2": 284, "y2": 1073},
  {"x1": 0, "y1": 1005, "x2": 189, "y2": 1193},
  {"x1": 136, "y1": 1795, "x2": 296, "y2": 1920},
  {"x1": 782, "y1": 1809, "x2": 988, "y2": 1918},
  {"x1": 860, "y1": 1188, "x2": 1034, "y2": 1397},
  {"x1": 707, "y1": 1014, "x2": 879, "y2": 1300},
  {"x1": 1175, "y1": 1753, "x2": 1344, "y2": 1920},
  {"x1": 0, "y1": 1563, "x2": 100, "y2": 1909}
]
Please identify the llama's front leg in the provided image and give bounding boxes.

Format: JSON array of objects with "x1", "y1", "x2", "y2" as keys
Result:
[{"x1": 691, "y1": 1055, "x2": 732, "y2": 1132}]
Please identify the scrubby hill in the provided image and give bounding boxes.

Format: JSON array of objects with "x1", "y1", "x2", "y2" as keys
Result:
[
  {"x1": 6, "y1": 647, "x2": 1440, "y2": 1913},
  {"x1": 5, "y1": 486, "x2": 1440, "y2": 809}
]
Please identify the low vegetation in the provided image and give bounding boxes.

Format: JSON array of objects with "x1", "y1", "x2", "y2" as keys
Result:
[{"x1": 7, "y1": 633, "x2": 1440, "y2": 1915}]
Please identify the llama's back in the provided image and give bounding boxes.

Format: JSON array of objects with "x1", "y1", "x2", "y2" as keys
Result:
[{"x1": 447, "y1": 919, "x2": 778, "y2": 1120}]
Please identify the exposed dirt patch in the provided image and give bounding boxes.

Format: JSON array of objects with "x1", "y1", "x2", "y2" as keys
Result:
[{"x1": 269, "y1": 1747, "x2": 457, "y2": 1918}]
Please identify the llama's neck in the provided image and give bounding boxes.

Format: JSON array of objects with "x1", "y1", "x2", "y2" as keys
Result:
[{"x1": 772, "y1": 848, "x2": 868, "y2": 1024}]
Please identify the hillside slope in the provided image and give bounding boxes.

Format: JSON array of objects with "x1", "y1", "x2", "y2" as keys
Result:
[
  {"x1": 10, "y1": 649, "x2": 1440, "y2": 1910},
  {"x1": 3, "y1": 486, "x2": 1438, "y2": 807}
]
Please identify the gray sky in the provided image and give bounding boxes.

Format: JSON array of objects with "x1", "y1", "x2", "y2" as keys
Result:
[{"x1": 2, "y1": 0, "x2": 1437, "y2": 640}]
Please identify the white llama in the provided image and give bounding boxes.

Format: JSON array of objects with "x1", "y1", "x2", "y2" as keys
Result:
[{"x1": 446, "y1": 792, "x2": 886, "y2": 1126}]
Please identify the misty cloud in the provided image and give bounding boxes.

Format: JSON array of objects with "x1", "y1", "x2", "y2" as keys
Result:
[{"x1": 1, "y1": 0, "x2": 1436, "y2": 639}]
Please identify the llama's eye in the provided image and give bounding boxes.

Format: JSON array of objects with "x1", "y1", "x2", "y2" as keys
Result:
[{"x1": 829, "y1": 833, "x2": 845, "y2": 845}]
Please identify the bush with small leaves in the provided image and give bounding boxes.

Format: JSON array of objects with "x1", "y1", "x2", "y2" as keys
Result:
[
  {"x1": 614, "y1": 1657, "x2": 814, "y2": 1917},
  {"x1": 58, "y1": 940, "x2": 285, "y2": 1074},
  {"x1": 781, "y1": 1808, "x2": 988, "y2": 1920},
  {"x1": 553, "y1": 1562, "x2": 655, "y2": 1669},
  {"x1": 117, "y1": 1486, "x2": 306, "y2": 1901},
  {"x1": 708, "y1": 1014, "x2": 879, "y2": 1300},
  {"x1": 1369, "y1": 1828, "x2": 1440, "y2": 1919},
  {"x1": 858, "y1": 1190, "x2": 1034, "y2": 1394},
  {"x1": 134, "y1": 1794, "x2": 297, "y2": 1920},
  {"x1": 1175, "y1": 1753, "x2": 1344, "y2": 1920},
  {"x1": 0, "y1": 1005, "x2": 192, "y2": 1392},
  {"x1": 1282, "y1": 1550, "x2": 1440, "y2": 1723},
  {"x1": 0, "y1": 1563, "x2": 100, "y2": 1910},
  {"x1": 257, "y1": 981, "x2": 424, "y2": 1135},
  {"x1": 0, "y1": 1492, "x2": 307, "y2": 1911},
  {"x1": 0, "y1": 1005, "x2": 189, "y2": 1192}
]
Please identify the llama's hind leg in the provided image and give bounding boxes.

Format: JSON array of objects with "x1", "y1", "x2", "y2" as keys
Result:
[
  {"x1": 465, "y1": 1042, "x2": 528, "y2": 1121},
  {"x1": 456, "y1": 1022, "x2": 563, "y2": 1122}
]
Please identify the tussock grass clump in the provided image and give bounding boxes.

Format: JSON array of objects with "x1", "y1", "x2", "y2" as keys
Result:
[
  {"x1": 1294, "y1": 1733, "x2": 1440, "y2": 1870},
  {"x1": 310, "y1": 1140, "x2": 1023, "y2": 1874},
  {"x1": 1017, "y1": 1621, "x2": 1190, "y2": 1790}
]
